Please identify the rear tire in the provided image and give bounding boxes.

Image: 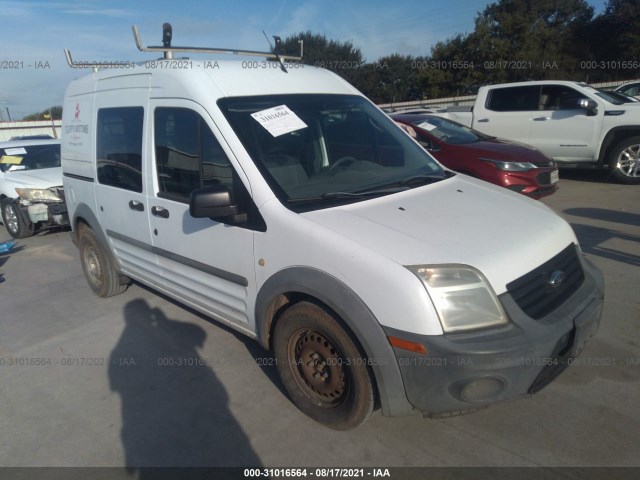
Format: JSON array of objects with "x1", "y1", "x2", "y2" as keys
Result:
[
  {"x1": 1, "y1": 198, "x2": 34, "y2": 239},
  {"x1": 273, "y1": 301, "x2": 375, "y2": 430},
  {"x1": 609, "y1": 136, "x2": 640, "y2": 184},
  {"x1": 78, "y1": 225, "x2": 128, "y2": 297}
]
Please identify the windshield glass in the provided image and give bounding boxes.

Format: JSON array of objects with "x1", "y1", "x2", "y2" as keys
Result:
[
  {"x1": 218, "y1": 94, "x2": 446, "y2": 211},
  {"x1": 0, "y1": 143, "x2": 61, "y2": 173},
  {"x1": 597, "y1": 89, "x2": 637, "y2": 104},
  {"x1": 409, "y1": 116, "x2": 486, "y2": 144},
  {"x1": 584, "y1": 86, "x2": 622, "y2": 105}
]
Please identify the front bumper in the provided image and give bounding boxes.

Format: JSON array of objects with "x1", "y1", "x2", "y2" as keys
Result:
[
  {"x1": 17, "y1": 200, "x2": 69, "y2": 227},
  {"x1": 384, "y1": 255, "x2": 604, "y2": 416}
]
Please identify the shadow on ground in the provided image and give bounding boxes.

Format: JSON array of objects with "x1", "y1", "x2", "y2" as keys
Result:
[
  {"x1": 558, "y1": 168, "x2": 611, "y2": 183},
  {"x1": 109, "y1": 298, "x2": 263, "y2": 472},
  {"x1": 571, "y1": 223, "x2": 640, "y2": 267},
  {"x1": 565, "y1": 207, "x2": 640, "y2": 227}
]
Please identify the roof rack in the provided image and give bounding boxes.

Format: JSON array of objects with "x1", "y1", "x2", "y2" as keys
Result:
[{"x1": 65, "y1": 23, "x2": 303, "y2": 70}]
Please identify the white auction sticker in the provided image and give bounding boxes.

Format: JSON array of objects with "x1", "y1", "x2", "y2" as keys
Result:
[
  {"x1": 417, "y1": 121, "x2": 437, "y2": 131},
  {"x1": 4, "y1": 147, "x2": 27, "y2": 155},
  {"x1": 251, "y1": 105, "x2": 307, "y2": 137}
]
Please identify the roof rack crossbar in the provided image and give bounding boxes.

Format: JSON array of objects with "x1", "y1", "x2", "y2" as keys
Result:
[
  {"x1": 132, "y1": 25, "x2": 303, "y2": 62},
  {"x1": 64, "y1": 49, "x2": 134, "y2": 69},
  {"x1": 64, "y1": 24, "x2": 303, "y2": 70}
]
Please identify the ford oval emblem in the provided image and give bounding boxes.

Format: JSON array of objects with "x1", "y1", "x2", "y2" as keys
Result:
[{"x1": 548, "y1": 270, "x2": 566, "y2": 288}]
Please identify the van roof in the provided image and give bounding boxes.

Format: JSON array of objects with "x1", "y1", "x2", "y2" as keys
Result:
[{"x1": 65, "y1": 60, "x2": 360, "y2": 99}]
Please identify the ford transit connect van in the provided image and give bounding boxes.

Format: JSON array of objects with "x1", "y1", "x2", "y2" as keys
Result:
[{"x1": 61, "y1": 26, "x2": 604, "y2": 430}]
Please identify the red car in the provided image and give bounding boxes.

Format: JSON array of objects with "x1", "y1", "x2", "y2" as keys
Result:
[{"x1": 391, "y1": 113, "x2": 559, "y2": 199}]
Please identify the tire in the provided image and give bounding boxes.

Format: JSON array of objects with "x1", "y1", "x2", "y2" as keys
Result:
[
  {"x1": 609, "y1": 136, "x2": 640, "y2": 184},
  {"x1": 78, "y1": 225, "x2": 128, "y2": 297},
  {"x1": 273, "y1": 301, "x2": 375, "y2": 430},
  {"x1": 1, "y1": 198, "x2": 34, "y2": 239}
]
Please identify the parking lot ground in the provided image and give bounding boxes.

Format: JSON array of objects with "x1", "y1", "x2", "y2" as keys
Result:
[{"x1": 0, "y1": 170, "x2": 639, "y2": 472}]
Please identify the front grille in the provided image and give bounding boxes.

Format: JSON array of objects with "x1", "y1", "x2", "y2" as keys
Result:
[
  {"x1": 48, "y1": 203, "x2": 67, "y2": 215},
  {"x1": 507, "y1": 244, "x2": 584, "y2": 320},
  {"x1": 536, "y1": 171, "x2": 551, "y2": 185}
]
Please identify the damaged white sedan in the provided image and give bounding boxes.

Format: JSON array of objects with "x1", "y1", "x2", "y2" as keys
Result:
[{"x1": 0, "y1": 139, "x2": 69, "y2": 238}]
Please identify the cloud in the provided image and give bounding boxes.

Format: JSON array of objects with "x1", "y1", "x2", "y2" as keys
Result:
[
  {"x1": 284, "y1": 2, "x2": 320, "y2": 34},
  {"x1": 61, "y1": 8, "x2": 130, "y2": 17}
]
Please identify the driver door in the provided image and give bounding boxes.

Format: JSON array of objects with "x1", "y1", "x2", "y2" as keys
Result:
[{"x1": 147, "y1": 100, "x2": 258, "y2": 332}]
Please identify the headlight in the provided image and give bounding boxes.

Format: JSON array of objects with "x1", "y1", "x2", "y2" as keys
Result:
[
  {"x1": 407, "y1": 265, "x2": 509, "y2": 333},
  {"x1": 15, "y1": 188, "x2": 61, "y2": 202},
  {"x1": 480, "y1": 158, "x2": 537, "y2": 171}
]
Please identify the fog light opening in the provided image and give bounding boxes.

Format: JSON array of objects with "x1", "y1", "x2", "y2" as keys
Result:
[{"x1": 460, "y1": 377, "x2": 506, "y2": 403}]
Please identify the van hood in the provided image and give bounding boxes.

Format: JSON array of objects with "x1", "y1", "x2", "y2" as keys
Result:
[
  {"x1": 303, "y1": 175, "x2": 577, "y2": 294},
  {"x1": 3, "y1": 167, "x2": 63, "y2": 189}
]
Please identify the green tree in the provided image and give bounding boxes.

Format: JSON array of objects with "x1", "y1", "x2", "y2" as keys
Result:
[
  {"x1": 587, "y1": 0, "x2": 640, "y2": 81},
  {"x1": 355, "y1": 54, "x2": 422, "y2": 104},
  {"x1": 277, "y1": 31, "x2": 364, "y2": 84},
  {"x1": 22, "y1": 105, "x2": 62, "y2": 121},
  {"x1": 418, "y1": 33, "x2": 480, "y2": 100},
  {"x1": 466, "y1": 0, "x2": 594, "y2": 83}
]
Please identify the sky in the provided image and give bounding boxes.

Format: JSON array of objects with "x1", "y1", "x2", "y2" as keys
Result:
[{"x1": 0, "y1": 0, "x2": 607, "y2": 120}]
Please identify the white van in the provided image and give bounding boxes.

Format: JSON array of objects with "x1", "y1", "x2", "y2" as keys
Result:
[{"x1": 61, "y1": 26, "x2": 604, "y2": 430}]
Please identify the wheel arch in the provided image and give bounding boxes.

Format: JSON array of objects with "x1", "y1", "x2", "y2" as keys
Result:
[
  {"x1": 598, "y1": 126, "x2": 640, "y2": 165},
  {"x1": 71, "y1": 202, "x2": 123, "y2": 275},
  {"x1": 255, "y1": 267, "x2": 416, "y2": 417}
]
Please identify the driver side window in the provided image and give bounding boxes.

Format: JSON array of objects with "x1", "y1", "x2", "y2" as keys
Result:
[
  {"x1": 154, "y1": 107, "x2": 236, "y2": 201},
  {"x1": 539, "y1": 86, "x2": 588, "y2": 111}
]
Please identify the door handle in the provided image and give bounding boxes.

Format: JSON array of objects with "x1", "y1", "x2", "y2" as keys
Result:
[
  {"x1": 128, "y1": 200, "x2": 144, "y2": 212},
  {"x1": 477, "y1": 118, "x2": 490, "y2": 123},
  {"x1": 151, "y1": 206, "x2": 170, "y2": 218},
  {"x1": 532, "y1": 116, "x2": 550, "y2": 121}
]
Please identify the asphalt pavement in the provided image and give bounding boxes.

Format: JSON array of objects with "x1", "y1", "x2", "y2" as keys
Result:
[{"x1": 0, "y1": 169, "x2": 638, "y2": 472}]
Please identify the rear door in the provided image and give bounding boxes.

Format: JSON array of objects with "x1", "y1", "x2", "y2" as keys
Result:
[
  {"x1": 93, "y1": 75, "x2": 161, "y2": 286},
  {"x1": 473, "y1": 85, "x2": 539, "y2": 143},
  {"x1": 147, "y1": 100, "x2": 258, "y2": 332}
]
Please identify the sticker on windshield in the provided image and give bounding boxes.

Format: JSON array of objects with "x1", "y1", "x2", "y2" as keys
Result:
[
  {"x1": 4, "y1": 147, "x2": 27, "y2": 155},
  {"x1": 251, "y1": 105, "x2": 308, "y2": 137},
  {"x1": 417, "y1": 121, "x2": 437, "y2": 131},
  {"x1": 0, "y1": 155, "x2": 24, "y2": 165}
]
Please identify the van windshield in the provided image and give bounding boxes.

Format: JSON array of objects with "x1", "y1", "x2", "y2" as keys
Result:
[{"x1": 218, "y1": 94, "x2": 447, "y2": 211}]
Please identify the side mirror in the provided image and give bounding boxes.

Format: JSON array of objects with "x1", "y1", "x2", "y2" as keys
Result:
[
  {"x1": 189, "y1": 184, "x2": 246, "y2": 224},
  {"x1": 578, "y1": 99, "x2": 598, "y2": 116}
]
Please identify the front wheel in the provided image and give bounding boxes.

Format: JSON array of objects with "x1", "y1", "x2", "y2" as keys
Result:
[
  {"x1": 1, "y1": 198, "x2": 34, "y2": 239},
  {"x1": 609, "y1": 136, "x2": 640, "y2": 184},
  {"x1": 273, "y1": 302, "x2": 375, "y2": 430}
]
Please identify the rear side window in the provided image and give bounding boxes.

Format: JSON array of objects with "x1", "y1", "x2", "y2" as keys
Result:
[
  {"x1": 96, "y1": 107, "x2": 144, "y2": 192},
  {"x1": 486, "y1": 86, "x2": 539, "y2": 112}
]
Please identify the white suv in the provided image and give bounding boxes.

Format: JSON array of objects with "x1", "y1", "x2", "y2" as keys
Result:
[
  {"x1": 0, "y1": 139, "x2": 69, "y2": 238},
  {"x1": 61, "y1": 26, "x2": 604, "y2": 430}
]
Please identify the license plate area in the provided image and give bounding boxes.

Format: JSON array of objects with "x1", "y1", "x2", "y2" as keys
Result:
[{"x1": 550, "y1": 170, "x2": 560, "y2": 184}]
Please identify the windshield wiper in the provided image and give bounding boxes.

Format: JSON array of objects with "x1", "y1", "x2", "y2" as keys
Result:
[
  {"x1": 397, "y1": 173, "x2": 447, "y2": 187},
  {"x1": 322, "y1": 186, "x2": 408, "y2": 199},
  {"x1": 287, "y1": 186, "x2": 408, "y2": 204},
  {"x1": 286, "y1": 174, "x2": 453, "y2": 205}
]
